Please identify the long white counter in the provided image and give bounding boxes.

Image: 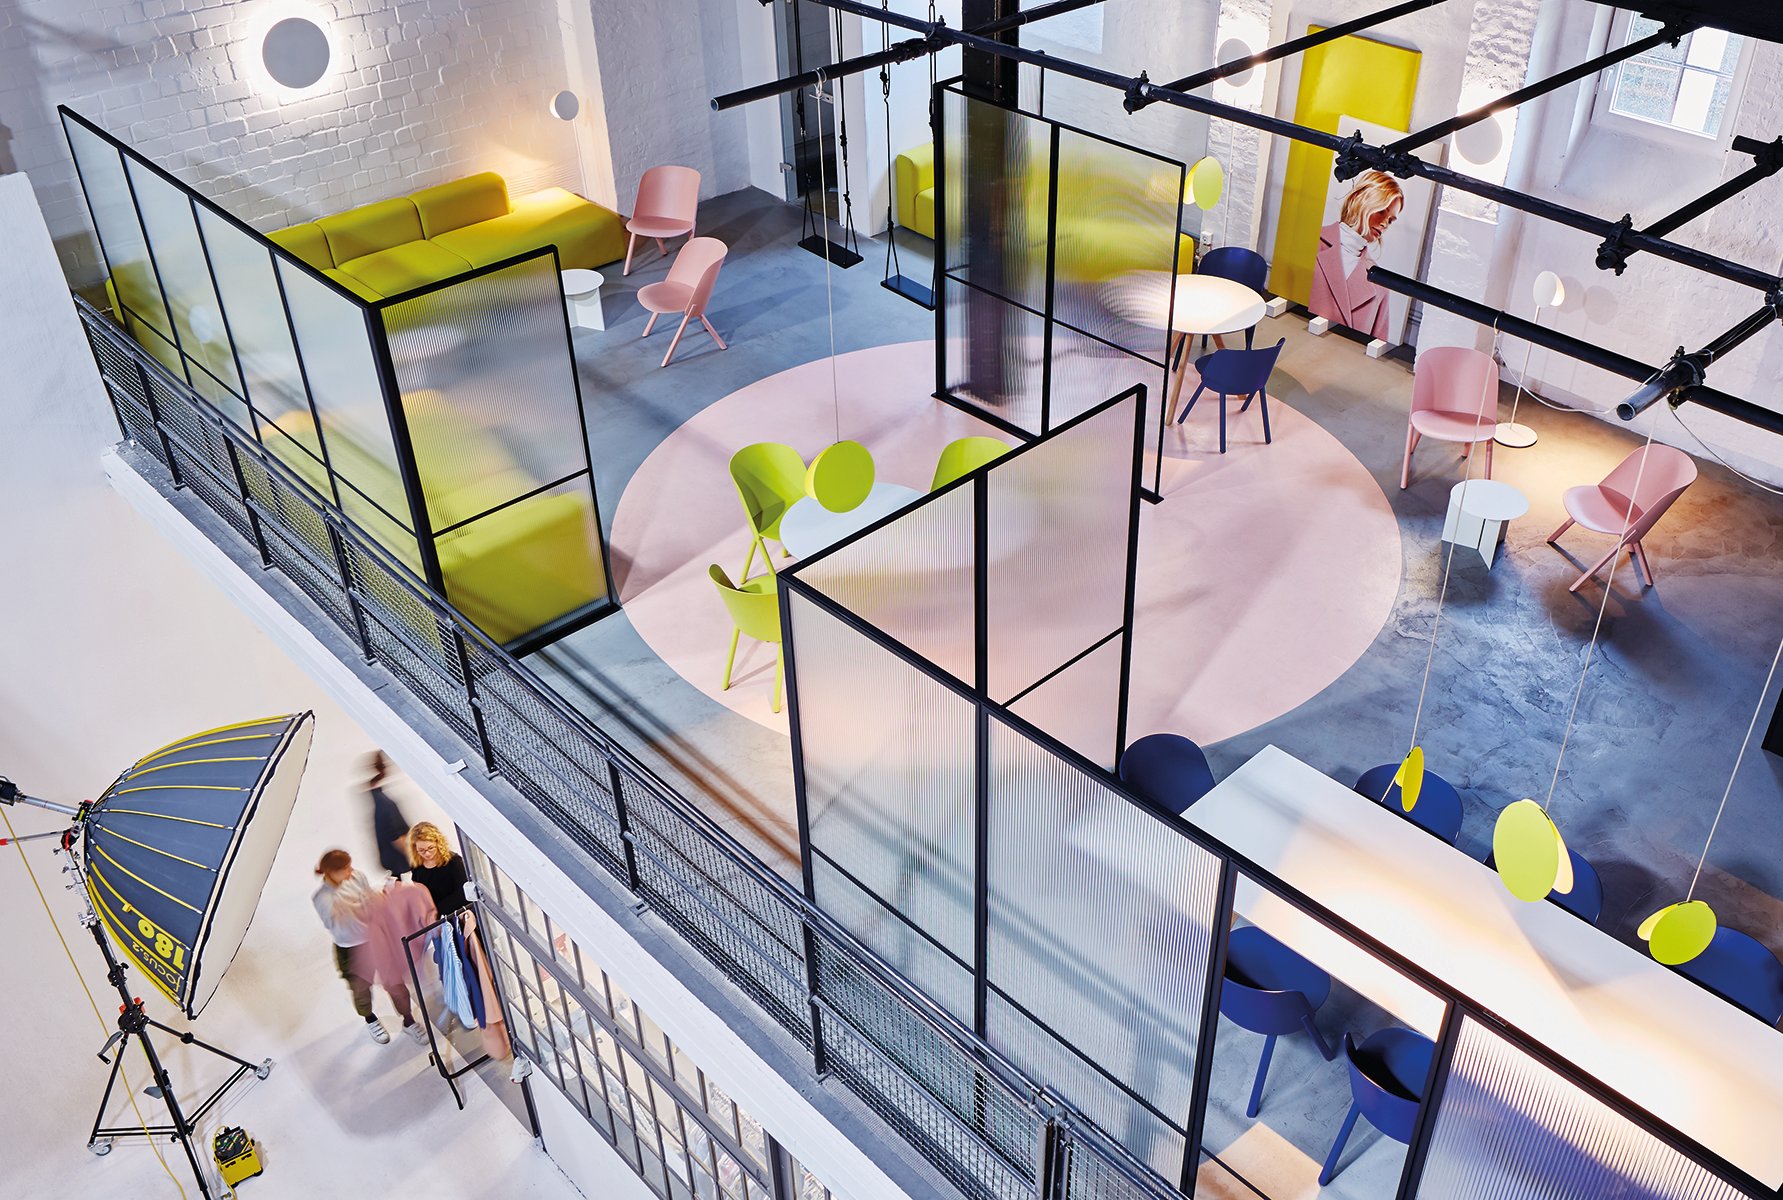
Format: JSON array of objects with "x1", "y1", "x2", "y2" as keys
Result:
[{"x1": 1185, "y1": 746, "x2": 1783, "y2": 1190}]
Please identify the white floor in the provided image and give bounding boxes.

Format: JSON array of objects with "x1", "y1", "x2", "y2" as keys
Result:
[{"x1": 0, "y1": 178, "x2": 583, "y2": 1199}]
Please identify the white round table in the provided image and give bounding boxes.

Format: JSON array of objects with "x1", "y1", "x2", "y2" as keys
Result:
[
  {"x1": 779, "y1": 483, "x2": 923, "y2": 559},
  {"x1": 1102, "y1": 272, "x2": 1268, "y2": 421},
  {"x1": 561, "y1": 268, "x2": 606, "y2": 331},
  {"x1": 1441, "y1": 479, "x2": 1529, "y2": 569}
]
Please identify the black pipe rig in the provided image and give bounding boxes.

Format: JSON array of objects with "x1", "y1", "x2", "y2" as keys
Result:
[{"x1": 1618, "y1": 294, "x2": 1783, "y2": 421}]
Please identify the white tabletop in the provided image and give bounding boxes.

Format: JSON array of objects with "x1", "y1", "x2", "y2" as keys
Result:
[
  {"x1": 561, "y1": 268, "x2": 605, "y2": 294},
  {"x1": 1101, "y1": 271, "x2": 1268, "y2": 336},
  {"x1": 1187, "y1": 746, "x2": 1783, "y2": 1189},
  {"x1": 781, "y1": 483, "x2": 923, "y2": 559},
  {"x1": 1450, "y1": 478, "x2": 1529, "y2": 522}
]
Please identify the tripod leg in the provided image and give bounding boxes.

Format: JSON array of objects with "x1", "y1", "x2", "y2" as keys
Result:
[
  {"x1": 86, "y1": 1038, "x2": 128, "y2": 1153},
  {"x1": 145, "y1": 1016, "x2": 269, "y2": 1074},
  {"x1": 135, "y1": 1028, "x2": 217, "y2": 1200}
]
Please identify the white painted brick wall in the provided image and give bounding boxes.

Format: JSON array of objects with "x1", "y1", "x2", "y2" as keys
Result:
[{"x1": 2, "y1": 0, "x2": 584, "y2": 285}]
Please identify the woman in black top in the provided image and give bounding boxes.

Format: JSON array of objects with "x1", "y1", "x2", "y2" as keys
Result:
[{"x1": 407, "y1": 821, "x2": 469, "y2": 916}]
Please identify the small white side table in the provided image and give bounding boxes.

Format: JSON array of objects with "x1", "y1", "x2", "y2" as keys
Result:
[
  {"x1": 561, "y1": 268, "x2": 606, "y2": 331},
  {"x1": 1441, "y1": 478, "x2": 1529, "y2": 568}
]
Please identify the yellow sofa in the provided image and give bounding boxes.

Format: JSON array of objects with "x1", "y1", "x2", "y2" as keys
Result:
[
  {"x1": 268, "y1": 172, "x2": 626, "y2": 300},
  {"x1": 259, "y1": 393, "x2": 606, "y2": 645},
  {"x1": 894, "y1": 143, "x2": 1197, "y2": 279}
]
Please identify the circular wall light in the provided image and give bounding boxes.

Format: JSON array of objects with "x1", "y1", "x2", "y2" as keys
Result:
[
  {"x1": 1185, "y1": 156, "x2": 1224, "y2": 211},
  {"x1": 263, "y1": 17, "x2": 330, "y2": 90},
  {"x1": 1453, "y1": 114, "x2": 1505, "y2": 167},
  {"x1": 1216, "y1": 39, "x2": 1257, "y2": 88},
  {"x1": 549, "y1": 90, "x2": 581, "y2": 122}
]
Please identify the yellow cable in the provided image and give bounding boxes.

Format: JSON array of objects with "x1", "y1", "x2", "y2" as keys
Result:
[{"x1": 2, "y1": 807, "x2": 189, "y2": 1199}]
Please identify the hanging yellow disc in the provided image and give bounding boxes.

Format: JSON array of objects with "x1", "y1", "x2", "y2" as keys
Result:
[
  {"x1": 1393, "y1": 746, "x2": 1424, "y2": 812},
  {"x1": 1492, "y1": 799, "x2": 1570, "y2": 903},
  {"x1": 1638, "y1": 900, "x2": 1717, "y2": 965}
]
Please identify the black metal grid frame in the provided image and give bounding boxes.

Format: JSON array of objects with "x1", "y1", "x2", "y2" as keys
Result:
[
  {"x1": 933, "y1": 81, "x2": 1182, "y2": 504},
  {"x1": 58, "y1": 105, "x2": 615, "y2": 653},
  {"x1": 776, "y1": 376, "x2": 1777, "y2": 1198}
]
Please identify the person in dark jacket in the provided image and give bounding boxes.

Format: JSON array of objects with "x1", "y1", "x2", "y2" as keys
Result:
[
  {"x1": 365, "y1": 751, "x2": 411, "y2": 879},
  {"x1": 408, "y1": 821, "x2": 469, "y2": 917}
]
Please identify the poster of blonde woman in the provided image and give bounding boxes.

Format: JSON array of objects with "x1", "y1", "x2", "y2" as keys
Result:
[{"x1": 1308, "y1": 116, "x2": 1438, "y2": 346}]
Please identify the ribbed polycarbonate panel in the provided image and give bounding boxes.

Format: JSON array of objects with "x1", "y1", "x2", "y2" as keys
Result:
[
  {"x1": 1416, "y1": 1018, "x2": 1752, "y2": 1200},
  {"x1": 194, "y1": 207, "x2": 308, "y2": 428},
  {"x1": 63, "y1": 117, "x2": 171, "y2": 342},
  {"x1": 797, "y1": 480, "x2": 975, "y2": 686},
  {"x1": 941, "y1": 86, "x2": 1049, "y2": 311},
  {"x1": 985, "y1": 713, "x2": 1220, "y2": 1180},
  {"x1": 790, "y1": 589, "x2": 978, "y2": 1026},
  {"x1": 943, "y1": 274, "x2": 1047, "y2": 436},
  {"x1": 1004, "y1": 634, "x2": 1123, "y2": 769}
]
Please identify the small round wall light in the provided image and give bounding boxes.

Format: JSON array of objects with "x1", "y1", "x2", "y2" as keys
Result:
[
  {"x1": 1453, "y1": 113, "x2": 1505, "y2": 167},
  {"x1": 1184, "y1": 156, "x2": 1225, "y2": 211},
  {"x1": 262, "y1": 17, "x2": 331, "y2": 90},
  {"x1": 549, "y1": 90, "x2": 581, "y2": 122},
  {"x1": 1216, "y1": 39, "x2": 1257, "y2": 88}
]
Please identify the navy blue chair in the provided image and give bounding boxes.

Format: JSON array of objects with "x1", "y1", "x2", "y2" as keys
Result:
[
  {"x1": 1177, "y1": 338, "x2": 1283, "y2": 455},
  {"x1": 1354, "y1": 763, "x2": 1464, "y2": 846},
  {"x1": 1219, "y1": 926, "x2": 1335, "y2": 1118},
  {"x1": 1193, "y1": 247, "x2": 1270, "y2": 352},
  {"x1": 1673, "y1": 926, "x2": 1783, "y2": 1027},
  {"x1": 1117, "y1": 733, "x2": 1216, "y2": 815},
  {"x1": 1484, "y1": 848, "x2": 1604, "y2": 925},
  {"x1": 1320, "y1": 1028, "x2": 1435, "y2": 1185}
]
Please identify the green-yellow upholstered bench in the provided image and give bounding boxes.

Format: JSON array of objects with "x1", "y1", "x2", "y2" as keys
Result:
[{"x1": 268, "y1": 172, "x2": 626, "y2": 300}]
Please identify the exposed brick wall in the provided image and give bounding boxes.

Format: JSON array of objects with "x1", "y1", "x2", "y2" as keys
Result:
[{"x1": 1, "y1": 0, "x2": 582, "y2": 285}]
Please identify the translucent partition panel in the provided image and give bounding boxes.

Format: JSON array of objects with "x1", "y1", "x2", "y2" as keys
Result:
[
  {"x1": 1005, "y1": 634, "x2": 1122, "y2": 768},
  {"x1": 63, "y1": 118, "x2": 175, "y2": 365},
  {"x1": 195, "y1": 207, "x2": 308, "y2": 430},
  {"x1": 381, "y1": 254, "x2": 588, "y2": 528},
  {"x1": 794, "y1": 483, "x2": 975, "y2": 685},
  {"x1": 943, "y1": 274, "x2": 1047, "y2": 434},
  {"x1": 1416, "y1": 1019, "x2": 1751, "y2": 1200},
  {"x1": 790, "y1": 590, "x2": 977, "y2": 1025},
  {"x1": 435, "y1": 478, "x2": 605, "y2": 647},
  {"x1": 1051, "y1": 127, "x2": 1181, "y2": 363},
  {"x1": 1046, "y1": 325, "x2": 1167, "y2": 449},
  {"x1": 985, "y1": 394, "x2": 1136, "y2": 722},
  {"x1": 123, "y1": 157, "x2": 242, "y2": 415},
  {"x1": 940, "y1": 86, "x2": 1050, "y2": 310},
  {"x1": 986, "y1": 714, "x2": 1221, "y2": 1179}
]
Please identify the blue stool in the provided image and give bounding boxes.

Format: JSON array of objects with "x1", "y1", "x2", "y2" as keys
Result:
[
  {"x1": 1219, "y1": 926, "x2": 1335, "y2": 1117},
  {"x1": 1320, "y1": 1027, "x2": 1436, "y2": 1184},
  {"x1": 1354, "y1": 763, "x2": 1464, "y2": 846},
  {"x1": 1485, "y1": 847, "x2": 1604, "y2": 925},
  {"x1": 1117, "y1": 734, "x2": 1216, "y2": 815},
  {"x1": 1674, "y1": 926, "x2": 1783, "y2": 1026}
]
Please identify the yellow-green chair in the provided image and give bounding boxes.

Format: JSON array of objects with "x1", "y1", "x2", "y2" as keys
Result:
[
  {"x1": 806, "y1": 440, "x2": 874, "y2": 513},
  {"x1": 729, "y1": 443, "x2": 807, "y2": 579},
  {"x1": 709, "y1": 564, "x2": 784, "y2": 712},
  {"x1": 930, "y1": 436, "x2": 1013, "y2": 491}
]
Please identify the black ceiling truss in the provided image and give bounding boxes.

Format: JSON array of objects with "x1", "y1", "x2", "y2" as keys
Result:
[{"x1": 716, "y1": 1, "x2": 1783, "y2": 434}]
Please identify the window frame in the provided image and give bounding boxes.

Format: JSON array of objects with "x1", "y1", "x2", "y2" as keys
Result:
[{"x1": 1592, "y1": 12, "x2": 1754, "y2": 149}]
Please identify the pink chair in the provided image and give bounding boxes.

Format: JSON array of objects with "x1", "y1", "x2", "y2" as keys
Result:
[
  {"x1": 1547, "y1": 444, "x2": 1697, "y2": 592},
  {"x1": 624, "y1": 165, "x2": 701, "y2": 275},
  {"x1": 638, "y1": 237, "x2": 728, "y2": 367},
  {"x1": 1401, "y1": 347, "x2": 1499, "y2": 489}
]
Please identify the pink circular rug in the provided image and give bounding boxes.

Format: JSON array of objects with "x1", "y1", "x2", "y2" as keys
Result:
[{"x1": 611, "y1": 343, "x2": 1401, "y2": 744}]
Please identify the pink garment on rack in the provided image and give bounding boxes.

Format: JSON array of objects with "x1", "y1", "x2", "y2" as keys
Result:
[
  {"x1": 354, "y1": 880, "x2": 438, "y2": 992},
  {"x1": 462, "y1": 910, "x2": 512, "y2": 1061}
]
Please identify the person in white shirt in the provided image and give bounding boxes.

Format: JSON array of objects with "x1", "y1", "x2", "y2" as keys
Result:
[{"x1": 312, "y1": 849, "x2": 421, "y2": 1044}]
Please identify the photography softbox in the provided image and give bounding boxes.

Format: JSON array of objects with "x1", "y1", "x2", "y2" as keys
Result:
[{"x1": 83, "y1": 712, "x2": 314, "y2": 1019}]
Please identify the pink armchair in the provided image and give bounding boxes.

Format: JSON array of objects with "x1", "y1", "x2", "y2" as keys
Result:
[
  {"x1": 1401, "y1": 347, "x2": 1499, "y2": 489},
  {"x1": 624, "y1": 165, "x2": 700, "y2": 275},
  {"x1": 638, "y1": 237, "x2": 729, "y2": 367},
  {"x1": 1548, "y1": 443, "x2": 1697, "y2": 592}
]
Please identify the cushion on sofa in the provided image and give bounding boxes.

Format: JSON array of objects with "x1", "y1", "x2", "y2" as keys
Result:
[
  {"x1": 438, "y1": 490, "x2": 605, "y2": 644},
  {"x1": 268, "y1": 222, "x2": 335, "y2": 271},
  {"x1": 319, "y1": 268, "x2": 381, "y2": 300},
  {"x1": 912, "y1": 189, "x2": 935, "y2": 241},
  {"x1": 336, "y1": 241, "x2": 474, "y2": 299},
  {"x1": 317, "y1": 197, "x2": 425, "y2": 265},
  {"x1": 429, "y1": 187, "x2": 626, "y2": 271},
  {"x1": 411, "y1": 172, "x2": 511, "y2": 239}
]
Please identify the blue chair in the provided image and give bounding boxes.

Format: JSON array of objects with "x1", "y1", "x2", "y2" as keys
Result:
[
  {"x1": 1320, "y1": 1028, "x2": 1436, "y2": 1185},
  {"x1": 1219, "y1": 926, "x2": 1335, "y2": 1118},
  {"x1": 1354, "y1": 763, "x2": 1464, "y2": 846},
  {"x1": 1197, "y1": 247, "x2": 1270, "y2": 344},
  {"x1": 1117, "y1": 733, "x2": 1216, "y2": 815},
  {"x1": 1673, "y1": 926, "x2": 1783, "y2": 1027},
  {"x1": 1484, "y1": 848, "x2": 1604, "y2": 925},
  {"x1": 1176, "y1": 338, "x2": 1284, "y2": 455}
]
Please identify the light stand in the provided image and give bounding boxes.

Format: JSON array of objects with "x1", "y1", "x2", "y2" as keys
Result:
[
  {"x1": 2, "y1": 782, "x2": 271, "y2": 1198},
  {"x1": 1496, "y1": 271, "x2": 1566, "y2": 449}
]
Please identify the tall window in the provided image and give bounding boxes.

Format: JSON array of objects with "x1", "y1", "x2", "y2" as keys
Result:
[{"x1": 1607, "y1": 18, "x2": 1746, "y2": 139}]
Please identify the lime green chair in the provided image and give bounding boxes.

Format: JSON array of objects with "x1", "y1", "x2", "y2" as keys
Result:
[
  {"x1": 807, "y1": 440, "x2": 874, "y2": 513},
  {"x1": 729, "y1": 443, "x2": 807, "y2": 579},
  {"x1": 709, "y1": 564, "x2": 784, "y2": 712},
  {"x1": 930, "y1": 436, "x2": 1013, "y2": 491}
]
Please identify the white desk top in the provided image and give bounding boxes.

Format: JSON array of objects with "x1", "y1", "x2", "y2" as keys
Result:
[
  {"x1": 780, "y1": 483, "x2": 922, "y2": 559},
  {"x1": 1188, "y1": 746, "x2": 1783, "y2": 1189},
  {"x1": 560, "y1": 268, "x2": 605, "y2": 294},
  {"x1": 1101, "y1": 271, "x2": 1268, "y2": 336}
]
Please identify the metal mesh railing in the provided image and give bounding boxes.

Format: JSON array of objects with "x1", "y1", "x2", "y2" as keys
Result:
[{"x1": 76, "y1": 294, "x2": 1192, "y2": 1200}]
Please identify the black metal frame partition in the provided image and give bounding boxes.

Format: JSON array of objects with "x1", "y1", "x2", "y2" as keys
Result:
[
  {"x1": 933, "y1": 81, "x2": 1182, "y2": 504},
  {"x1": 778, "y1": 394, "x2": 1777, "y2": 1198},
  {"x1": 58, "y1": 105, "x2": 615, "y2": 655}
]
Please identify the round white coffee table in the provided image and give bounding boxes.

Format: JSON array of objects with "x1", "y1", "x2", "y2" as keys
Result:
[
  {"x1": 1441, "y1": 478, "x2": 1528, "y2": 568},
  {"x1": 1102, "y1": 272, "x2": 1268, "y2": 419},
  {"x1": 779, "y1": 483, "x2": 923, "y2": 559},
  {"x1": 561, "y1": 268, "x2": 606, "y2": 331}
]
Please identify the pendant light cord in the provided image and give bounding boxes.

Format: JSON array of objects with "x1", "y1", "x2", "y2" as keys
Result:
[
  {"x1": 1688, "y1": 631, "x2": 1783, "y2": 899},
  {"x1": 812, "y1": 83, "x2": 841, "y2": 444}
]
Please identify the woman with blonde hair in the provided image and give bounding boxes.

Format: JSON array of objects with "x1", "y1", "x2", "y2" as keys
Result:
[
  {"x1": 1309, "y1": 169, "x2": 1404, "y2": 342},
  {"x1": 407, "y1": 821, "x2": 469, "y2": 917}
]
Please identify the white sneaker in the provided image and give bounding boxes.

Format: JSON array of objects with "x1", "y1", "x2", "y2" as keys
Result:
[
  {"x1": 366, "y1": 1019, "x2": 390, "y2": 1044},
  {"x1": 403, "y1": 1022, "x2": 427, "y2": 1044}
]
